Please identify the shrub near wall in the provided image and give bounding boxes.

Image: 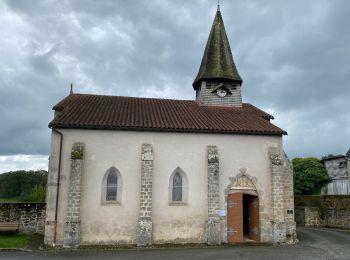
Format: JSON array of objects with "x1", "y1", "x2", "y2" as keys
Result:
[{"x1": 295, "y1": 195, "x2": 350, "y2": 229}]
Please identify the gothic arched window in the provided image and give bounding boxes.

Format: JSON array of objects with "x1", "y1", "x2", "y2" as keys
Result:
[
  {"x1": 172, "y1": 172, "x2": 182, "y2": 201},
  {"x1": 106, "y1": 171, "x2": 118, "y2": 201},
  {"x1": 169, "y1": 167, "x2": 188, "y2": 205},
  {"x1": 101, "y1": 167, "x2": 122, "y2": 204}
]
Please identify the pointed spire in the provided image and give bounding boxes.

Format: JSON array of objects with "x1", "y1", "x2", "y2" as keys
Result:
[{"x1": 193, "y1": 8, "x2": 242, "y2": 89}]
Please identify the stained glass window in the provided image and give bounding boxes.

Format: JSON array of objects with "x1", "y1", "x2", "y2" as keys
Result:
[
  {"x1": 172, "y1": 172, "x2": 182, "y2": 201},
  {"x1": 106, "y1": 171, "x2": 118, "y2": 201}
]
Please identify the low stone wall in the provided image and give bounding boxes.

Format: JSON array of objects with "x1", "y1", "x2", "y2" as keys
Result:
[
  {"x1": 326, "y1": 208, "x2": 350, "y2": 228},
  {"x1": 295, "y1": 206, "x2": 326, "y2": 227},
  {"x1": 295, "y1": 195, "x2": 350, "y2": 229},
  {"x1": 0, "y1": 203, "x2": 46, "y2": 234}
]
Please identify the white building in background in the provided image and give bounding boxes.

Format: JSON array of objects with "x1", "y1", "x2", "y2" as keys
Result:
[{"x1": 322, "y1": 149, "x2": 350, "y2": 195}]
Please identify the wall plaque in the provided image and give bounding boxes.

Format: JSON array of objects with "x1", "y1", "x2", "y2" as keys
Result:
[{"x1": 219, "y1": 209, "x2": 227, "y2": 217}]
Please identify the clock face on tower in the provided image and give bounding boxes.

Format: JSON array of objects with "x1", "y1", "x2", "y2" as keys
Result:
[{"x1": 216, "y1": 88, "x2": 227, "y2": 97}]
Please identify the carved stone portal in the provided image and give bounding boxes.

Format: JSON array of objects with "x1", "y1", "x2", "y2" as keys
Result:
[{"x1": 231, "y1": 175, "x2": 255, "y2": 190}]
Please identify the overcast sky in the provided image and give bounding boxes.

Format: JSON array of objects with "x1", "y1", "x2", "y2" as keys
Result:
[{"x1": 0, "y1": 0, "x2": 349, "y2": 173}]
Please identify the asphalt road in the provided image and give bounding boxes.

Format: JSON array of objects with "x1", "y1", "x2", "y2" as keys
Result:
[{"x1": 1, "y1": 228, "x2": 350, "y2": 260}]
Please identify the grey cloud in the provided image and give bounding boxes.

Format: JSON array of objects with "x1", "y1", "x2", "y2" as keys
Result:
[{"x1": 0, "y1": 0, "x2": 349, "y2": 161}]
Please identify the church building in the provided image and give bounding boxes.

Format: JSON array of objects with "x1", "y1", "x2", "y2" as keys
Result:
[{"x1": 45, "y1": 8, "x2": 297, "y2": 247}]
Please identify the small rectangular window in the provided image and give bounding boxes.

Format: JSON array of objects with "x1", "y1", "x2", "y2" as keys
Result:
[
  {"x1": 206, "y1": 82, "x2": 211, "y2": 89},
  {"x1": 339, "y1": 162, "x2": 346, "y2": 168}
]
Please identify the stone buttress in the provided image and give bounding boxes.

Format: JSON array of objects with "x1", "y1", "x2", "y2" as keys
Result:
[
  {"x1": 269, "y1": 147, "x2": 297, "y2": 244},
  {"x1": 44, "y1": 131, "x2": 61, "y2": 245},
  {"x1": 63, "y1": 142, "x2": 84, "y2": 248},
  {"x1": 206, "y1": 145, "x2": 221, "y2": 245},
  {"x1": 136, "y1": 144, "x2": 153, "y2": 246}
]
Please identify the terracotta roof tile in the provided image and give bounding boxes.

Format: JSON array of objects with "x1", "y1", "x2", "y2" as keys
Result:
[{"x1": 49, "y1": 94, "x2": 287, "y2": 136}]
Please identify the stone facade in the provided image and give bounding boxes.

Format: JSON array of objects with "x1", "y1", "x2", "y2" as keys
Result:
[
  {"x1": 0, "y1": 203, "x2": 46, "y2": 234},
  {"x1": 206, "y1": 145, "x2": 221, "y2": 245},
  {"x1": 44, "y1": 129, "x2": 291, "y2": 246},
  {"x1": 63, "y1": 142, "x2": 84, "y2": 248},
  {"x1": 196, "y1": 80, "x2": 242, "y2": 107},
  {"x1": 269, "y1": 147, "x2": 297, "y2": 244},
  {"x1": 136, "y1": 144, "x2": 153, "y2": 246}
]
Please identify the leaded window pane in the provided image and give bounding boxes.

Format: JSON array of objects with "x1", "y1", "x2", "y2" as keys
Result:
[
  {"x1": 172, "y1": 172, "x2": 182, "y2": 201},
  {"x1": 106, "y1": 172, "x2": 118, "y2": 201}
]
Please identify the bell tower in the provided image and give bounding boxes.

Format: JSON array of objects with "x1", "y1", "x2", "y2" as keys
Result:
[{"x1": 193, "y1": 8, "x2": 243, "y2": 107}]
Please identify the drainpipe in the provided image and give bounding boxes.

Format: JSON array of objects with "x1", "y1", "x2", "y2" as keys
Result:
[{"x1": 52, "y1": 128, "x2": 63, "y2": 246}]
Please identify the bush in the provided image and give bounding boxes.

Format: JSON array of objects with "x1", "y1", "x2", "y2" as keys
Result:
[
  {"x1": 292, "y1": 157, "x2": 331, "y2": 195},
  {"x1": 29, "y1": 184, "x2": 46, "y2": 203}
]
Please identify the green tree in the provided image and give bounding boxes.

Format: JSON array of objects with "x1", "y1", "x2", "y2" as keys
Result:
[
  {"x1": 292, "y1": 157, "x2": 331, "y2": 195},
  {"x1": 0, "y1": 170, "x2": 47, "y2": 201}
]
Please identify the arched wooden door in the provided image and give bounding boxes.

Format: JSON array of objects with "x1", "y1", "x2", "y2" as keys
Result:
[
  {"x1": 227, "y1": 192, "x2": 260, "y2": 242},
  {"x1": 227, "y1": 192, "x2": 243, "y2": 242}
]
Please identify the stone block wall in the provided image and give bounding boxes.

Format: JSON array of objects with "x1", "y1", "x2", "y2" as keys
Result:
[
  {"x1": 327, "y1": 208, "x2": 350, "y2": 228},
  {"x1": 304, "y1": 207, "x2": 326, "y2": 227},
  {"x1": 295, "y1": 195, "x2": 350, "y2": 229},
  {"x1": 0, "y1": 203, "x2": 46, "y2": 234}
]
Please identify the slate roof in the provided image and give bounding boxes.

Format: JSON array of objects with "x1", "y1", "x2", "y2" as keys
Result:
[
  {"x1": 321, "y1": 154, "x2": 346, "y2": 162},
  {"x1": 49, "y1": 93, "x2": 287, "y2": 136},
  {"x1": 193, "y1": 10, "x2": 242, "y2": 90}
]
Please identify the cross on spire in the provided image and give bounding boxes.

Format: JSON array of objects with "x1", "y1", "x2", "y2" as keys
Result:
[{"x1": 217, "y1": 0, "x2": 220, "y2": 11}]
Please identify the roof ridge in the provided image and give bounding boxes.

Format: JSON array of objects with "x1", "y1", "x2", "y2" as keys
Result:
[{"x1": 69, "y1": 93, "x2": 194, "y2": 103}]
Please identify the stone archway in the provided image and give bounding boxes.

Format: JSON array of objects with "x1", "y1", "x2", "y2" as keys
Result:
[{"x1": 225, "y1": 169, "x2": 261, "y2": 242}]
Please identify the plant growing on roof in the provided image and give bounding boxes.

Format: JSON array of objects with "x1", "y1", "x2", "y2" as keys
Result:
[{"x1": 71, "y1": 150, "x2": 83, "y2": 159}]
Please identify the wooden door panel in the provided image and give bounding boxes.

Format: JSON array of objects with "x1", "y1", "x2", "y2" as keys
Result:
[
  {"x1": 227, "y1": 192, "x2": 243, "y2": 243},
  {"x1": 248, "y1": 196, "x2": 260, "y2": 241}
]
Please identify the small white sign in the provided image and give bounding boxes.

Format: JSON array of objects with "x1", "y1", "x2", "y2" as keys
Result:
[{"x1": 219, "y1": 209, "x2": 227, "y2": 217}]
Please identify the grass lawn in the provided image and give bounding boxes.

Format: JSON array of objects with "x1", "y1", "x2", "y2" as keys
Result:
[
  {"x1": 0, "y1": 234, "x2": 32, "y2": 248},
  {"x1": 0, "y1": 197, "x2": 22, "y2": 203}
]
